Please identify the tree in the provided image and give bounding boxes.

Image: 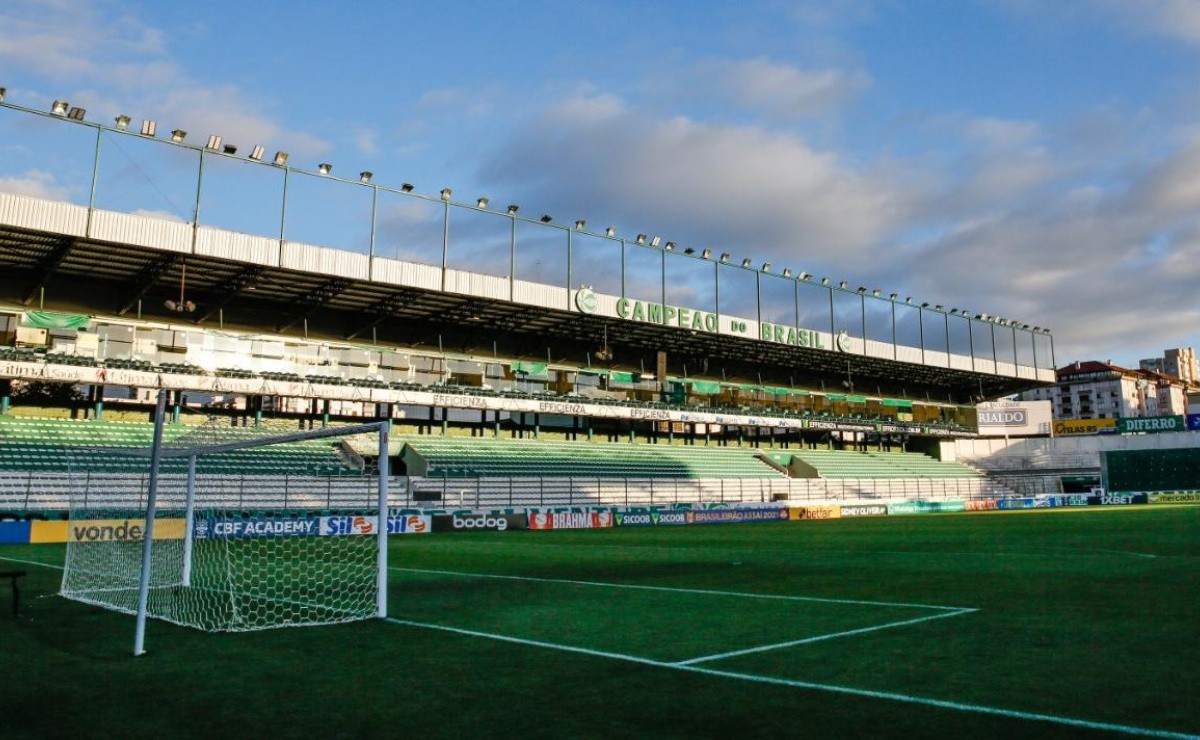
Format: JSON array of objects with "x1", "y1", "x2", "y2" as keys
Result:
[{"x1": 10, "y1": 380, "x2": 84, "y2": 406}]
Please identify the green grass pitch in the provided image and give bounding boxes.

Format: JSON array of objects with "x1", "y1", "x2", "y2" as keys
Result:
[{"x1": 1, "y1": 506, "x2": 1198, "y2": 738}]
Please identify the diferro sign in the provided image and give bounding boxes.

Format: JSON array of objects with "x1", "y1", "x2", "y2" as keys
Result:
[
  {"x1": 1053, "y1": 418, "x2": 1116, "y2": 436},
  {"x1": 1117, "y1": 415, "x2": 1185, "y2": 434},
  {"x1": 612, "y1": 297, "x2": 826, "y2": 349}
]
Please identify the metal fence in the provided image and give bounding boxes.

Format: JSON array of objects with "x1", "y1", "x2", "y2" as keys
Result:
[{"x1": 1, "y1": 472, "x2": 1005, "y2": 513}]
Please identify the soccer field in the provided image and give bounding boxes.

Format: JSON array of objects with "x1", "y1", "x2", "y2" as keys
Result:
[{"x1": 2, "y1": 506, "x2": 1198, "y2": 739}]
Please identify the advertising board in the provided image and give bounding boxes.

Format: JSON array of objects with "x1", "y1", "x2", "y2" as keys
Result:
[
  {"x1": 839, "y1": 504, "x2": 889, "y2": 517},
  {"x1": 788, "y1": 505, "x2": 842, "y2": 521},
  {"x1": 613, "y1": 510, "x2": 690, "y2": 527},
  {"x1": 1053, "y1": 418, "x2": 1117, "y2": 436},
  {"x1": 1117, "y1": 415, "x2": 1185, "y2": 434},
  {"x1": 432, "y1": 513, "x2": 528, "y2": 532},
  {"x1": 975, "y1": 400, "x2": 1052, "y2": 437},
  {"x1": 527, "y1": 511, "x2": 614, "y2": 530},
  {"x1": 1147, "y1": 491, "x2": 1200, "y2": 504}
]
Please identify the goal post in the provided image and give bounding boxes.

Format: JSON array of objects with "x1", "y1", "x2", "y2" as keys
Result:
[{"x1": 59, "y1": 389, "x2": 394, "y2": 656}]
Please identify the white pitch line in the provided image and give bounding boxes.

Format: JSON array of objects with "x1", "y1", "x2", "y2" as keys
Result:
[
  {"x1": 0, "y1": 554, "x2": 63, "y2": 570},
  {"x1": 391, "y1": 565, "x2": 972, "y2": 612},
  {"x1": 387, "y1": 617, "x2": 1198, "y2": 739},
  {"x1": 674, "y1": 608, "x2": 977, "y2": 665}
]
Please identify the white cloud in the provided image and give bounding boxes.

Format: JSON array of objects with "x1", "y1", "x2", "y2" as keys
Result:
[
  {"x1": 483, "y1": 93, "x2": 911, "y2": 268},
  {"x1": 0, "y1": 0, "x2": 329, "y2": 157},
  {"x1": 699, "y1": 58, "x2": 871, "y2": 118},
  {"x1": 0, "y1": 170, "x2": 70, "y2": 200}
]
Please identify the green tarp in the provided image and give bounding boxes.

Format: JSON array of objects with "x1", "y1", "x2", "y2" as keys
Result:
[
  {"x1": 686, "y1": 379, "x2": 722, "y2": 395},
  {"x1": 845, "y1": 395, "x2": 868, "y2": 404},
  {"x1": 512, "y1": 361, "x2": 548, "y2": 376},
  {"x1": 22, "y1": 311, "x2": 90, "y2": 330},
  {"x1": 881, "y1": 399, "x2": 913, "y2": 408},
  {"x1": 824, "y1": 393, "x2": 847, "y2": 402},
  {"x1": 608, "y1": 371, "x2": 636, "y2": 383}
]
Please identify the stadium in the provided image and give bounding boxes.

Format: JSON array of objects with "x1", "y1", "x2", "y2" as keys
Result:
[{"x1": 0, "y1": 83, "x2": 1197, "y2": 740}]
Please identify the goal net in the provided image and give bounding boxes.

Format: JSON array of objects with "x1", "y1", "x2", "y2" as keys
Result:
[{"x1": 59, "y1": 394, "x2": 391, "y2": 653}]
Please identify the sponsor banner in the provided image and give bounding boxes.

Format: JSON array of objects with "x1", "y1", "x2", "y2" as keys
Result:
[
  {"x1": 840, "y1": 504, "x2": 889, "y2": 517},
  {"x1": 690, "y1": 507, "x2": 790, "y2": 524},
  {"x1": 976, "y1": 400, "x2": 1052, "y2": 437},
  {"x1": 1098, "y1": 493, "x2": 1148, "y2": 506},
  {"x1": 964, "y1": 498, "x2": 998, "y2": 511},
  {"x1": 788, "y1": 505, "x2": 842, "y2": 521},
  {"x1": 431, "y1": 513, "x2": 527, "y2": 532},
  {"x1": 995, "y1": 495, "x2": 1092, "y2": 510},
  {"x1": 1188, "y1": 414, "x2": 1200, "y2": 431},
  {"x1": 1053, "y1": 418, "x2": 1117, "y2": 436},
  {"x1": 527, "y1": 511, "x2": 614, "y2": 531},
  {"x1": 1147, "y1": 491, "x2": 1200, "y2": 504},
  {"x1": 29, "y1": 518, "x2": 185, "y2": 543},
  {"x1": 0, "y1": 520, "x2": 32, "y2": 544},
  {"x1": 613, "y1": 510, "x2": 690, "y2": 527},
  {"x1": 887, "y1": 500, "x2": 967, "y2": 515},
  {"x1": 201, "y1": 516, "x2": 320, "y2": 539},
  {"x1": 1117, "y1": 415, "x2": 1186, "y2": 434},
  {"x1": 289, "y1": 514, "x2": 436, "y2": 536}
]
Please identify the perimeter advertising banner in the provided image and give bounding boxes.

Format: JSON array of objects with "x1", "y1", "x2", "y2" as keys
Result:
[
  {"x1": 1147, "y1": 491, "x2": 1200, "y2": 503},
  {"x1": 431, "y1": 513, "x2": 528, "y2": 532},
  {"x1": 1188, "y1": 414, "x2": 1200, "y2": 431},
  {"x1": 839, "y1": 504, "x2": 889, "y2": 517},
  {"x1": 690, "y1": 507, "x2": 790, "y2": 524},
  {"x1": 613, "y1": 510, "x2": 690, "y2": 527},
  {"x1": 1054, "y1": 418, "x2": 1117, "y2": 436},
  {"x1": 527, "y1": 511, "x2": 614, "y2": 530},
  {"x1": 887, "y1": 500, "x2": 967, "y2": 515},
  {"x1": 788, "y1": 505, "x2": 842, "y2": 520},
  {"x1": 29, "y1": 518, "x2": 186, "y2": 543}
]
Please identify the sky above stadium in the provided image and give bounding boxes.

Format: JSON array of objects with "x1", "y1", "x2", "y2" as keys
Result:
[{"x1": 2, "y1": 0, "x2": 1199, "y2": 366}]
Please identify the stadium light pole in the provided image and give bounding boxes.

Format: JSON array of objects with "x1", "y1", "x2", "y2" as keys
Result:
[{"x1": 133, "y1": 389, "x2": 169, "y2": 657}]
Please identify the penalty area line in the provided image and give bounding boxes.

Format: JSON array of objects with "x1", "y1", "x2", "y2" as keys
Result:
[
  {"x1": 390, "y1": 565, "x2": 973, "y2": 612},
  {"x1": 673, "y1": 607, "x2": 978, "y2": 666},
  {"x1": 385, "y1": 617, "x2": 1197, "y2": 739}
]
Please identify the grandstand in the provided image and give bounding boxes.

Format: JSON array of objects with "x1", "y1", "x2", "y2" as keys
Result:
[{"x1": 0, "y1": 93, "x2": 1056, "y2": 510}]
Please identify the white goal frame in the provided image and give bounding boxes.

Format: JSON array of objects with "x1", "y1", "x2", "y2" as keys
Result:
[{"x1": 127, "y1": 389, "x2": 391, "y2": 656}]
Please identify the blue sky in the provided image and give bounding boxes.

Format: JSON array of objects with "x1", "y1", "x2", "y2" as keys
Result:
[{"x1": 2, "y1": 0, "x2": 1200, "y2": 365}]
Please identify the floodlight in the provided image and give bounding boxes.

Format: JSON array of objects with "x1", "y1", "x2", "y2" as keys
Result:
[
  {"x1": 741, "y1": 258, "x2": 752, "y2": 268},
  {"x1": 247, "y1": 145, "x2": 264, "y2": 161},
  {"x1": 921, "y1": 302, "x2": 930, "y2": 308},
  {"x1": 273, "y1": 151, "x2": 289, "y2": 166},
  {"x1": 540, "y1": 214, "x2": 553, "y2": 223},
  {"x1": 799, "y1": 272, "x2": 812, "y2": 280},
  {"x1": 856, "y1": 286, "x2": 866, "y2": 294},
  {"x1": 665, "y1": 241, "x2": 676, "y2": 251},
  {"x1": 684, "y1": 247, "x2": 695, "y2": 256},
  {"x1": 701, "y1": 248, "x2": 712, "y2": 259},
  {"x1": 935, "y1": 304, "x2": 944, "y2": 311},
  {"x1": 507, "y1": 204, "x2": 519, "y2": 214},
  {"x1": 318, "y1": 163, "x2": 333, "y2": 175},
  {"x1": 636, "y1": 234, "x2": 647, "y2": 245},
  {"x1": 888, "y1": 292, "x2": 897, "y2": 300},
  {"x1": 0, "y1": 88, "x2": 6, "y2": 102},
  {"x1": 440, "y1": 187, "x2": 452, "y2": 200},
  {"x1": 574, "y1": 219, "x2": 586, "y2": 230},
  {"x1": 205, "y1": 135, "x2": 222, "y2": 150},
  {"x1": 820, "y1": 277, "x2": 830, "y2": 286},
  {"x1": 140, "y1": 120, "x2": 156, "y2": 137},
  {"x1": 67, "y1": 106, "x2": 85, "y2": 121},
  {"x1": 171, "y1": 129, "x2": 187, "y2": 143},
  {"x1": 115, "y1": 115, "x2": 132, "y2": 130},
  {"x1": 222, "y1": 144, "x2": 237, "y2": 155},
  {"x1": 719, "y1": 252, "x2": 730, "y2": 262},
  {"x1": 400, "y1": 183, "x2": 414, "y2": 192},
  {"x1": 839, "y1": 281, "x2": 848, "y2": 289},
  {"x1": 51, "y1": 100, "x2": 69, "y2": 116},
  {"x1": 761, "y1": 262, "x2": 772, "y2": 272},
  {"x1": 476, "y1": 196, "x2": 489, "y2": 208},
  {"x1": 605, "y1": 226, "x2": 616, "y2": 237},
  {"x1": 360, "y1": 171, "x2": 374, "y2": 184},
  {"x1": 781, "y1": 268, "x2": 792, "y2": 277},
  {"x1": 650, "y1": 236, "x2": 662, "y2": 247}
]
